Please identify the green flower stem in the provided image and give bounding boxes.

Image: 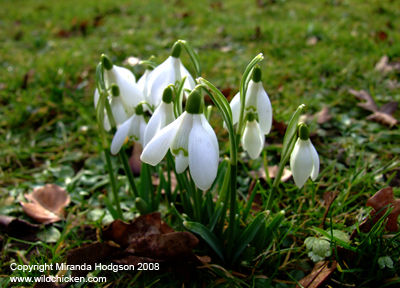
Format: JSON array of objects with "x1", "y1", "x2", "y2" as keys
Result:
[
  {"x1": 118, "y1": 150, "x2": 139, "y2": 198},
  {"x1": 103, "y1": 147, "x2": 123, "y2": 220},
  {"x1": 226, "y1": 163, "x2": 237, "y2": 257}
]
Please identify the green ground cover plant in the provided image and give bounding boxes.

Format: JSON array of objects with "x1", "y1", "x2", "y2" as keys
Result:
[{"x1": 1, "y1": 0, "x2": 400, "y2": 287}]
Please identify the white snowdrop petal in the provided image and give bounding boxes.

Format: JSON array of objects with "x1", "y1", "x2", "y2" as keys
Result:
[
  {"x1": 257, "y1": 86, "x2": 273, "y2": 135},
  {"x1": 309, "y1": 140, "x2": 320, "y2": 180},
  {"x1": 145, "y1": 57, "x2": 176, "y2": 107},
  {"x1": 144, "y1": 104, "x2": 166, "y2": 147},
  {"x1": 110, "y1": 116, "x2": 134, "y2": 155},
  {"x1": 245, "y1": 80, "x2": 258, "y2": 112},
  {"x1": 104, "y1": 114, "x2": 111, "y2": 132},
  {"x1": 171, "y1": 113, "x2": 193, "y2": 157},
  {"x1": 140, "y1": 113, "x2": 185, "y2": 166},
  {"x1": 111, "y1": 97, "x2": 128, "y2": 127},
  {"x1": 242, "y1": 121, "x2": 264, "y2": 160},
  {"x1": 113, "y1": 66, "x2": 136, "y2": 83},
  {"x1": 290, "y1": 139, "x2": 313, "y2": 188},
  {"x1": 137, "y1": 69, "x2": 151, "y2": 91},
  {"x1": 229, "y1": 92, "x2": 241, "y2": 127},
  {"x1": 94, "y1": 88, "x2": 100, "y2": 109},
  {"x1": 200, "y1": 114, "x2": 219, "y2": 159},
  {"x1": 175, "y1": 153, "x2": 189, "y2": 174},
  {"x1": 189, "y1": 115, "x2": 218, "y2": 191}
]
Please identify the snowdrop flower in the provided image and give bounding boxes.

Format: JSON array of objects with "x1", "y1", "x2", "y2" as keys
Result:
[
  {"x1": 144, "y1": 86, "x2": 176, "y2": 146},
  {"x1": 141, "y1": 88, "x2": 219, "y2": 191},
  {"x1": 110, "y1": 104, "x2": 147, "y2": 155},
  {"x1": 290, "y1": 124, "x2": 319, "y2": 188},
  {"x1": 241, "y1": 112, "x2": 265, "y2": 159},
  {"x1": 137, "y1": 68, "x2": 153, "y2": 93},
  {"x1": 94, "y1": 85, "x2": 127, "y2": 130},
  {"x1": 101, "y1": 54, "x2": 145, "y2": 115},
  {"x1": 229, "y1": 66, "x2": 272, "y2": 134},
  {"x1": 144, "y1": 42, "x2": 196, "y2": 107}
]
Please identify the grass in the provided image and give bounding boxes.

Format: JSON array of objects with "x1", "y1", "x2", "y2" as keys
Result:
[{"x1": 1, "y1": 0, "x2": 400, "y2": 287}]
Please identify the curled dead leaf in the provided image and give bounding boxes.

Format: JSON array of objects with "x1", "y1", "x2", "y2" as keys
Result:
[
  {"x1": 0, "y1": 215, "x2": 40, "y2": 238},
  {"x1": 375, "y1": 55, "x2": 400, "y2": 73},
  {"x1": 126, "y1": 231, "x2": 199, "y2": 260},
  {"x1": 297, "y1": 261, "x2": 337, "y2": 288},
  {"x1": 20, "y1": 184, "x2": 70, "y2": 224},
  {"x1": 351, "y1": 187, "x2": 400, "y2": 239},
  {"x1": 102, "y1": 212, "x2": 174, "y2": 248},
  {"x1": 349, "y1": 89, "x2": 398, "y2": 126},
  {"x1": 250, "y1": 165, "x2": 292, "y2": 183}
]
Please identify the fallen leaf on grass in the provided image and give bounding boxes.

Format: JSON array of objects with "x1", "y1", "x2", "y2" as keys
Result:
[
  {"x1": 349, "y1": 89, "x2": 398, "y2": 126},
  {"x1": 122, "y1": 56, "x2": 140, "y2": 67},
  {"x1": 102, "y1": 212, "x2": 172, "y2": 248},
  {"x1": 297, "y1": 261, "x2": 337, "y2": 288},
  {"x1": 250, "y1": 165, "x2": 292, "y2": 183},
  {"x1": 126, "y1": 231, "x2": 198, "y2": 260},
  {"x1": 351, "y1": 187, "x2": 400, "y2": 240},
  {"x1": 20, "y1": 184, "x2": 70, "y2": 224},
  {"x1": 301, "y1": 106, "x2": 332, "y2": 125},
  {"x1": 0, "y1": 215, "x2": 40, "y2": 238},
  {"x1": 375, "y1": 55, "x2": 400, "y2": 73}
]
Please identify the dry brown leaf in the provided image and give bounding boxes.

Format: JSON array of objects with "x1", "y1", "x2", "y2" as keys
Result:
[
  {"x1": 126, "y1": 232, "x2": 199, "y2": 260},
  {"x1": 0, "y1": 215, "x2": 40, "y2": 238},
  {"x1": 349, "y1": 89, "x2": 398, "y2": 126},
  {"x1": 366, "y1": 112, "x2": 397, "y2": 126},
  {"x1": 386, "y1": 79, "x2": 400, "y2": 90},
  {"x1": 103, "y1": 212, "x2": 166, "y2": 248},
  {"x1": 375, "y1": 55, "x2": 400, "y2": 73},
  {"x1": 251, "y1": 165, "x2": 292, "y2": 183},
  {"x1": 351, "y1": 187, "x2": 400, "y2": 240},
  {"x1": 315, "y1": 106, "x2": 332, "y2": 124},
  {"x1": 20, "y1": 184, "x2": 70, "y2": 224},
  {"x1": 366, "y1": 187, "x2": 400, "y2": 232},
  {"x1": 297, "y1": 261, "x2": 337, "y2": 288},
  {"x1": 66, "y1": 242, "x2": 119, "y2": 278},
  {"x1": 348, "y1": 89, "x2": 379, "y2": 112}
]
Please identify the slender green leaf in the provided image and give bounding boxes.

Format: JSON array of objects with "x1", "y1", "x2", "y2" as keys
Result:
[
  {"x1": 102, "y1": 194, "x2": 119, "y2": 220},
  {"x1": 281, "y1": 104, "x2": 305, "y2": 159},
  {"x1": 183, "y1": 221, "x2": 225, "y2": 263},
  {"x1": 174, "y1": 76, "x2": 187, "y2": 117},
  {"x1": 242, "y1": 181, "x2": 260, "y2": 222},
  {"x1": 231, "y1": 211, "x2": 269, "y2": 264},
  {"x1": 179, "y1": 40, "x2": 202, "y2": 77},
  {"x1": 208, "y1": 202, "x2": 224, "y2": 232}
]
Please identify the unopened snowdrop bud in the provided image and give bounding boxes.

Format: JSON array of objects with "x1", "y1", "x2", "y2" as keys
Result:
[
  {"x1": 110, "y1": 103, "x2": 147, "y2": 155},
  {"x1": 101, "y1": 54, "x2": 113, "y2": 70},
  {"x1": 141, "y1": 87, "x2": 219, "y2": 191},
  {"x1": 170, "y1": 41, "x2": 182, "y2": 58},
  {"x1": 241, "y1": 112, "x2": 265, "y2": 160},
  {"x1": 290, "y1": 124, "x2": 320, "y2": 188}
]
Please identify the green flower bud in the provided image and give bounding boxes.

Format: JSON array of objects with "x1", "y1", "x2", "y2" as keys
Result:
[
  {"x1": 135, "y1": 104, "x2": 144, "y2": 115},
  {"x1": 101, "y1": 54, "x2": 113, "y2": 70},
  {"x1": 110, "y1": 84, "x2": 120, "y2": 97},
  {"x1": 299, "y1": 123, "x2": 309, "y2": 140},
  {"x1": 162, "y1": 86, "x2": 174, "y2": 104},
  {"x1": 171, "y1": 41, "x2": 181, "y2": 58},
  {"x1": 252, "y1": 65, "x2": 262, "y2": 83},
  {"x1": 186, "y1": 89, "x2": 203, "y2": 114}
]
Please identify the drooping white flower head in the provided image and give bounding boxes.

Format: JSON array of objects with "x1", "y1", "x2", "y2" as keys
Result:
[
  {"x1": 290, "y1": 124, "x2": 319, "y2": 188},
  {"x1": 144, "y1": 86, "x2": 176, "y2": 146},
  {"x1": 137, "y1": 68, "x2": 153, "y2": 95},
  {"x1": 101, "y1": 54, "x2": 145, "y2": 115},
  {"x1": 141, "y1": 89, "x2": 219, "y2": 191},
  {"x1": 110, "y1": 104, "x2": 147, "y2": 155},
  {"x1": 241, "y1": 112, "x2": 265, "y2": 160},
  {"x1": 144, "y1": 42, "x2": 196, "y2": 107},
  {"x1": 94, "y1": 85, "x2": 128, "y2": 131},
  {"x1": 229, "y1": 66, "x2": 272, "y2": 135}
]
